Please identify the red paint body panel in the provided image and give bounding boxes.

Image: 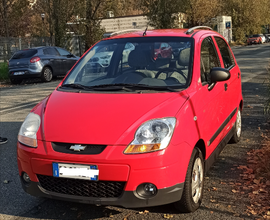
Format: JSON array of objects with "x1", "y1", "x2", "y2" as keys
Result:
[{"x1": 42, "y1": 91, "x2": 188, "y2": 145}]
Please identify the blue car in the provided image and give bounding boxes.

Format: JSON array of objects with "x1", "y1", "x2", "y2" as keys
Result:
[{"x1": 8, "y1": 46, "x2": 79, "y2": 84}]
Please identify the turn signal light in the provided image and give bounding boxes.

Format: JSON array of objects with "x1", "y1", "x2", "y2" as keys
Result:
[{"x1": 124, "y1": 144, "x2": 161, "y2": 154}]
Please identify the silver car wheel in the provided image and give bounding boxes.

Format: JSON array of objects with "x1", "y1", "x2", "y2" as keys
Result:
[
  {"x1": 43, "y1": 68, "x2": 53, "y2": 82},
  {"x1": 236, "y1": 110, "x2": 241, "y2": 138},
  {"x1": 191, "y1": 157, "x2": 203, "y2": 204}
]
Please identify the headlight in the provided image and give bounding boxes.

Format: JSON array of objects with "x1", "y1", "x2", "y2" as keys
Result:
[
  {"x1": 124, "y1": 118, "x2": 176, "y2": 154},
  {"x1": 18, "y1": 113, "x2": 41, "y2": 148}
]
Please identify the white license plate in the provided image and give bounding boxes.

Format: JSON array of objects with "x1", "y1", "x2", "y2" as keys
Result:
[
  {"x1": 14, "y1": 71, "x2": 25, "y2": 75},
  {"x1": 52, "y1": 163, "x2": 99, "y2": 180}
]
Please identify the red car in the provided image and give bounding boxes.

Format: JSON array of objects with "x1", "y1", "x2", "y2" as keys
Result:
[
  {"x1": 17, "y1": 27, "x2": 243, "y2": 213},
  {"x1": 154, "y1": 42, "x2": 173, "y2": 59},
  {"x1": 247, "y1": 34, "x2": 262, "y2": 45}
]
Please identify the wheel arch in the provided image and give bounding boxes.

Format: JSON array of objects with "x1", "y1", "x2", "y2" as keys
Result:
[{"x1": 194, "y1": 139, "x2": 206, "y2": 160}]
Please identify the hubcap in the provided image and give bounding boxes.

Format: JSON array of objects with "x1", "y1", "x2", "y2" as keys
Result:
[
  {"x1": 44, "y1": 68, "x2": 52, "y2": 81},
  {"x1": 191, "y1": 157, "x2": 203, "y2": 203},
  {"x1": 236, "y1": 110, "x2": 241, "y2": 138}
]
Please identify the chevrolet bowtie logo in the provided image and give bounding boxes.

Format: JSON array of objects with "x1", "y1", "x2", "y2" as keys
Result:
[{"x1": 69, "y1": 144, "x2": 86, "y2": 151}]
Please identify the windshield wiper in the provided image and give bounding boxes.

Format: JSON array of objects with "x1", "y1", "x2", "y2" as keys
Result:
[
  {"x1": 61, "y1": 83, "x2": 93, "y2": 90},
  {"x1": 89, "y1": 83, "x2": 180, "y2": 92},
  {"x1": 61, "y1": 83, "x2": 180, "y2": 92}
]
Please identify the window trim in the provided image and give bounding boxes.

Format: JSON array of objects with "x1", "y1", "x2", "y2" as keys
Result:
[
  {"x1": 214, "y1": 36, "x2": 235, "y2": 70},
  {"x1": 200, "y1": 36, "x2": 221, "y2": 85}
]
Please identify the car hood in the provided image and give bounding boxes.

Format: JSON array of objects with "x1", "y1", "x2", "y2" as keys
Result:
[{"x1": 39, "y1": 90, "x2": 189, "y2": 145}]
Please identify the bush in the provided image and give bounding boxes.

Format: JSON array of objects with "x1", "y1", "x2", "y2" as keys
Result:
[{"x1": 0, "y1": 62, "x2": 9, "y2": 81}]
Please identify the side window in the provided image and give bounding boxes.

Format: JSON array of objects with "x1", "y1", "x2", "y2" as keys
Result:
[
  {"x1": 200, "y1": 37, "x2": 220, "y2": 84},
  {"x1": 43, "y1": 48, "x2": 59, "y2": 56},
  {"x1": 214, "y1": 37, "x2": 235, "y2": 69},
  {"x1": 57, "y1": 48, "x2": 70, "y2": 56}
]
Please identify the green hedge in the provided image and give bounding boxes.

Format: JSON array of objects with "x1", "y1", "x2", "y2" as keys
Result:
[{"x1": 0, "y1": 62, "x2": 9, "y2": 81}]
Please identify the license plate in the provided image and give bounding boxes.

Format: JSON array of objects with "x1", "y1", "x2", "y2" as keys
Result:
[
  {"x1": 52, "y1": 163, "x2": 99, "y2": 180},
  {"x1": 13, "y1": 71, "x2": 25, "y2": 75}
]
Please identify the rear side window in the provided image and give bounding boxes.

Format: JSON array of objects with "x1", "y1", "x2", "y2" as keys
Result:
[
  {"x1": 200, "y1": 37, "x2": 220, "y2": 84},
  {"x1": 214, "y1": 37, "x2": 235, "y2": 69},
  {"x1": 57, "y1": 48, "x2": 70, "y2": 56},
  {"x1": 43, "y1": 48, "x2": 59, "y2": 56},
  {"x1": 12, "y1": 49, "x2": 37, "y2": 59}
]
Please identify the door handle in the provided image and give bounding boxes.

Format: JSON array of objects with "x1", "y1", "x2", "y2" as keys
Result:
[{"x1": 224, "y1": 83, "x2": 228, "y2": 91}]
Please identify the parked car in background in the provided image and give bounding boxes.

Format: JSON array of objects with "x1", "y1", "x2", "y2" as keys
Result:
[
  {"x1": 264, "y1": 34, "x2": 270, "y2": 42},
  {"x1": 259, "y1": 34, "x2": 266, "y2": 43},
  {"x1": 88, "y1": 43, "x2": 135, "y2": 72},
  {"x1": 8, "y1": 46, "x2": 79, "y2": 84},
  {"x1": 154, "y1": 42, "x2": 173, "y2": 59},
  {"x1": 17, "y1": 27, "x2": 243, "y2": 213},
  {"x1": 247, "y1": 34, "x2": 262, "y2": 45}
]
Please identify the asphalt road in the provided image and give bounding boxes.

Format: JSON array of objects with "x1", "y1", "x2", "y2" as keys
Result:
[{"x1": 0, "y1": 43, "x2": 270, "y2": 220}]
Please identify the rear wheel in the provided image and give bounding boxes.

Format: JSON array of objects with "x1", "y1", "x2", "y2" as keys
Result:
[
  {"x1": 10, "y1": 78, "x2": 23, "y2": 84},
  {"x1": 229, "y1": 108, "x2": 241, "y2": 143},
  {"x1": 41, "y1": 67, "x2": 53, "y2": 82},
  {"x1": 174, "y1": 147, "x2": 204, "y2": 213}
]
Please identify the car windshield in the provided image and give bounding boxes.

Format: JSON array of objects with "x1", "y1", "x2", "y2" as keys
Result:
[
  {"x1": 63, "y1": 37, "x2": 193, "y2": 92},
  {"x1": 251, "y1": 35, "x2": 260, "y2": 38}
]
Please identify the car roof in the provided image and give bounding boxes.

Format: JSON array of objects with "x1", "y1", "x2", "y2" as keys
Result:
[{"x1": 103, "y1": 28, "x2": 219, "y2": 41}]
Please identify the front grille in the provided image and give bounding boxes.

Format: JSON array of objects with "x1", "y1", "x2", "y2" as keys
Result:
[
  {"x1": 37, "y1": 175, "x2": 125, "y2": 198},
  {"x1": 51, "y1": 142, "x2": 106, "y2": 155}
]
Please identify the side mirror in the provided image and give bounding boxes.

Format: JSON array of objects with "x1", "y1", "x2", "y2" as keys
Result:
[
  {"x1": 67, "y1": 53, "x2": 74, "y2": 58},
  {"x1": 210, "y1": 67, "x2": 230, "y2": 83},
  {"x1": 208, "y1": 67, "x2": 230, "y2": 91}
]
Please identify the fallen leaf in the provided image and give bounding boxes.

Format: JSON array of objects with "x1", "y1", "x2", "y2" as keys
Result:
[
  {"x1": 259, "y1": 188, "x2": 267, "y2": 193},
  {"x1": 253, "y1": 179, "x2": 260, "y2": 184},
  {"x1": 252, "y1": 191, "x2": 259, "y2": 195},
  {"x1": 212, "y1": 187, "x2": 217, "y2": 191},
  {"x1": 232, "y1": 189, "x2": 239, "y2": 193}
]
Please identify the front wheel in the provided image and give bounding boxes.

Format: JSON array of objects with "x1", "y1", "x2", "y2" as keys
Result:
[
  {"x1": 41, "y1": 67, "x2": 53, "y2": 82},
  {"x1": 174, "y1": 147, "x2": 204, "y2": 213},
  {"x1": 229, "y1": 108, "x2": 241, "y2": 143}
]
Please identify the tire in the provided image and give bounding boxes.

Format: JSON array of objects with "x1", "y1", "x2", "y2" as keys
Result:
[
  {"x1": 10, "y1": 78, "x2": 23, "y2": 84},
  {"x1": 41, "y1": 67, "x2": 53, "y2": 82},
  {"x1": 229, "y1": 108, "x2": 241, "y2": 143},
  {"x1": 174, "y1": 147, "x2": 204, "y2": 213}
]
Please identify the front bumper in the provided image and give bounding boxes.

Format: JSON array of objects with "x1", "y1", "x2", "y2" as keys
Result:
[
  {"x1": 17, "y1": 140, "x2": 192, "y2": 208},
  {"x1": 20, "y1": 177, "x2": 184, "y2": 208}
]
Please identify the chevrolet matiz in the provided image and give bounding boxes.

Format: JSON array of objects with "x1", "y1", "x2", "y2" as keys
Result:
[{"x1": 17, "y1": 26, "x2": 243, "y2": 213}]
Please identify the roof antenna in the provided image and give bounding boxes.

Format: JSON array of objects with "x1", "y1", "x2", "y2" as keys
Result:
[{"x1": 143, "y1": 26, "x2": 148, "y2": 36}]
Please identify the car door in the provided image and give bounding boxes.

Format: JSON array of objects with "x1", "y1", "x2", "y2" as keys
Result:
[
  {"x1": 190, "y1": 35, "x2": 228, "y2": 159},
  {"x1": 56, "y1": 47, "x2": 77, "y2": 74},
  {"x1": 43, "y1": 47, "x2": 62, "y2": 75},
  {"x1": 213, "y1": 36, "x2": 242, "y2": 137}
]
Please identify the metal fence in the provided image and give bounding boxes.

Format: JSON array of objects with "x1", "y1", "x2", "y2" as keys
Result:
[{"x1": 0, "y1": 36, "x2": 85, "y2": 63}]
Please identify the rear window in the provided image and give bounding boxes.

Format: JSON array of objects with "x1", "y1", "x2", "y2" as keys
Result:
[{"x1": 12, "y1": 49, "x2": 37, "y2": 59}]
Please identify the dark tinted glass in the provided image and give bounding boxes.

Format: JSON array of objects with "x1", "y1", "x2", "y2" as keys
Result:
[
  {"x1": 12, "y1": 49, "x2": 37, "y2": 59},
  {"x1": 214, "y1": 37, "x2": 235, "y2": 69}
]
